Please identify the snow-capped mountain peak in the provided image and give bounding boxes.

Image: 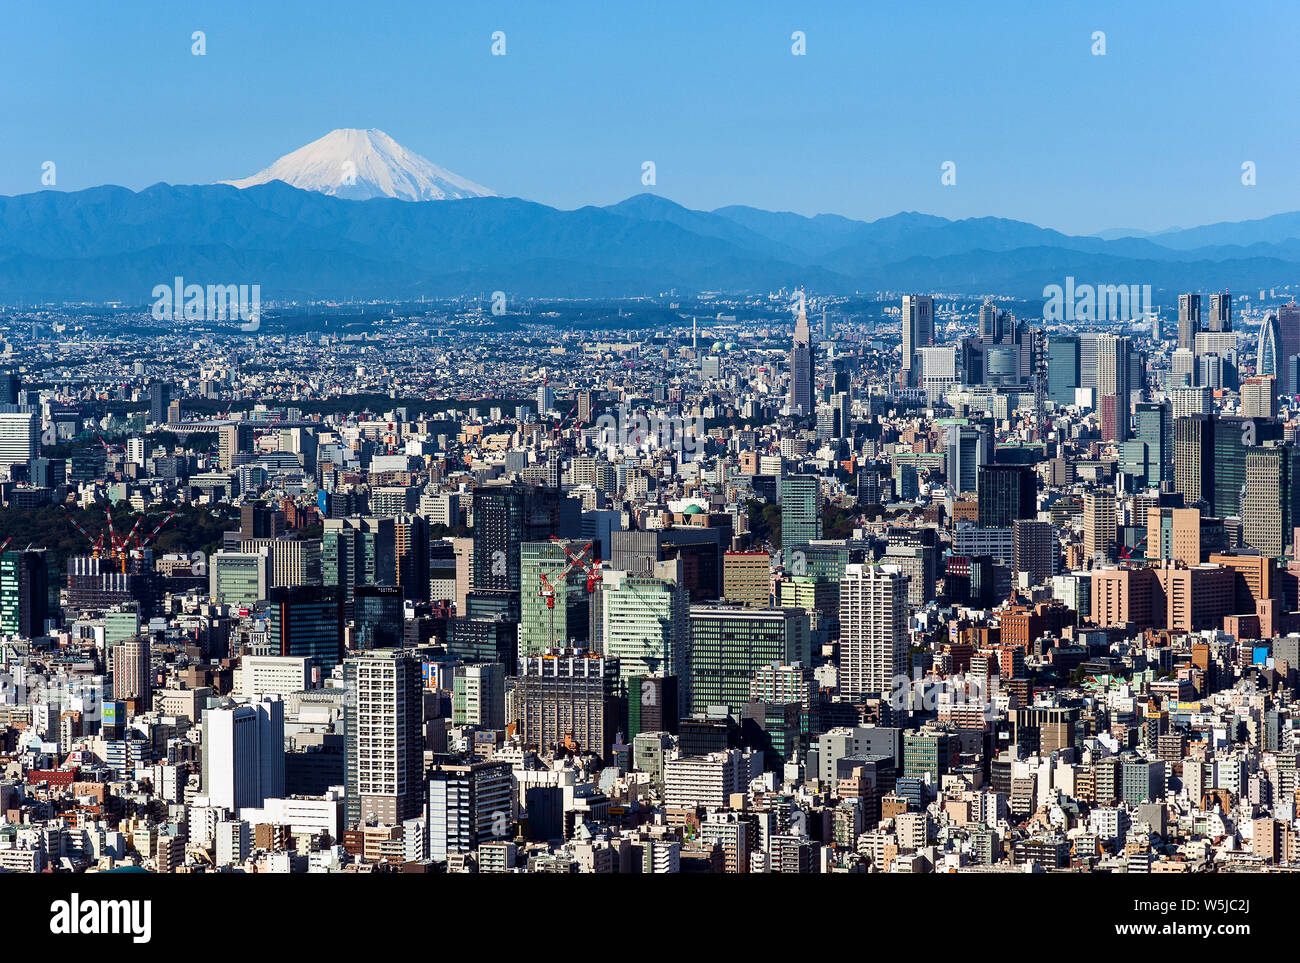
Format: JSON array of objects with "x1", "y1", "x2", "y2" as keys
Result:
[{"x1": 220, "y1": 128, "x2": 496, "y2": 201}]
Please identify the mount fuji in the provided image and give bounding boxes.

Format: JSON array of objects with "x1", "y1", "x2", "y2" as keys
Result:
[{"x1": 220, "y1": 128, "x2": 496, "y2": 201}]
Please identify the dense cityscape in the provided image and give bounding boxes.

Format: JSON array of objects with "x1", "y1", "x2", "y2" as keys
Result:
[{"x1": 0, "y1": 282, "x2": 1298, "y2": 878}]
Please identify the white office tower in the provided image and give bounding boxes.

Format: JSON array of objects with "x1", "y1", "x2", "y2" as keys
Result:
[
  {"x1": 838, "y1": 564, "x2": 909, "y2": 700},
  {"x1": 0, "y1": 410, "x2": 37, "y2": 479},
  {"x1": 202, "y1": 696, "x2": 286, "y2": 812}
]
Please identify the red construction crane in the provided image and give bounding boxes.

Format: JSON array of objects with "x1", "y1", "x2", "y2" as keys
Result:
[
  {"x1": 536, "y1": 539, "x2": 603, "y2": 650},
  {"x1": 62, "y1": 506, "x2": 106, "y2": 559}
]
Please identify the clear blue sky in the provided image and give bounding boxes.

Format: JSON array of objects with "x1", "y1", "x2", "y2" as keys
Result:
[{"x1": 3, "y1": 0, "x2": 1296, "y2": 235}]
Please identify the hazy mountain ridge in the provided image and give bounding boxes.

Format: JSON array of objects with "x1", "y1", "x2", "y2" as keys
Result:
[{"x1": 4, "y1": 183, "x2": 1300, "y2": 303}]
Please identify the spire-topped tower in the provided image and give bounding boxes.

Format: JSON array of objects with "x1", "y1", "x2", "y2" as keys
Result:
[{"x1": 789, "y1": 287, "x2": 813, "y2": 415}]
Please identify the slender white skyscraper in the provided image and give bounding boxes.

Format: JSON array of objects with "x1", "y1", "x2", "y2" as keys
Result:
[
  {"x1": 839, "y1": 563, "x2": 909, "y2": 700},
  {"x1": 789, "y1": 291, "x2": 813, "y2": 415}
]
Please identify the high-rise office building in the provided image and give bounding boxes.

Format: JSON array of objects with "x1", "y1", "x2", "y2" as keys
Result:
[
  {"x1": 1243, "y1": 444, "x2": 1300, "y2": 558},
  {"x1": 1277, "y1": 302, "x2": 1300, "y2": 396},
  {"x1": 1242, "y1": 376, "x2": 1278, "y2": 420},
  {"x1": 1147, "y1": 507, "x2": 1202, "y2": 566},
  {"x1": 0, "y1": 370, "x2": 19, "y2": 405},
  {"x1": 1178, "y1": 293, "x2": 1201, "y2": 350},
  {"x1": 218, "y1": 423, "x2": 252, "y2": 471},
  {"x1": 202, "y1": 697, "x2": 285, "y2": 812},
  {"x1": 722, "y1": 551, "x2": 771, "y2": 606},
  {"x1": 788, "y1": 297, "x2": 813, "y2": 415},
  {"x1": 536, "y1": 384, "x2": 555, "y2": 416},
  {"x1": 520, "y1": 539, "x2": 593, "y2": 656},
  {"x1": 977, "y1": 464, "x2": 1036, "y2": 528},
  {"x1": 1046, "y1": 335, "x2": 1080, "y2": 405},
  {"x1": 979, "y1": 299, "x2": 1002, "y2": 344},
  {"x1": 901, "y1": 294, "x2": 935, "y2": 386},
  {"x1": 1170, "y1": 385, "x2": 1212, "y2": 421},
  {"x1": 149, "y1": 380, "x2": 172, "y2": 426},
  {"x1": 0, "y1": 411, "x2": 38, "y2": 479},
  {"x1": 688, "y1": 605, "x2": 810, "y2": 715},
  {"x1": 598, "y1": 571, "x2": 689, "y2": 715},
  {"x1": 945, "y1": 422, "x2": 989, "y2": 494},
  {"x1": 1171, "y1": 347, "x2": 1197, "y2": 387},
  {"x1": 210, "y1": 550, "x2": 270, "y2": 608},
  {"x1": 0, "y1": 549, "x2": 47, "y2": 639},
  {"x1": 343, "y1": 649, "x2": 424, "y2": 829},
  {"x1": 1257, "y1": 314, "x2": 1283, "y2": 387},
  {"x1": 1133, "y1": 401, "x2": 1172, "y2": 485},
  {"x1": 1174, "y1": 414, "x2": 1214, "y2": 509},
  {"x1": 1096, "y1": 334, "x2": 1131, "y2": 443},
  {"x1": 394, "y1": 514, "x2": 429, "y2": 601},
  {"x1": 323, "y1": 516, "x2": 396, "y2": 602},
  {"x1": 472, "y1": 484, "x2": 580, "y2": 595},
  {"x1": 353, "y1": 584, "x2": 405, "y2": 649},
  {"x1": 1012, "y1": 519, "x2": 1055, "y2": 587},
  {"x1": 452, "y1": 662, "x2": 506, "y2": 730},
  {"x1": 267, "y1": 585, "x2": 344, "y2": 671},
  {"x1": 839, "y1": 564, "x2": 908, "y2": 701},
  {"x1": 1215, "y1": 416, "x2": 1283, "y2": 518},
  {"x1": 1207, "y1": 292, "x2": 1232, "y2": 332},
  {"x1": 778, "y1": 475, "x2": 821, "y2": 552}
]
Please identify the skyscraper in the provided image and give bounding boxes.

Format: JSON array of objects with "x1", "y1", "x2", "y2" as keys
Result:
[
  {"x1": 1082, "y1": 488, "x2": 1117, "y2": 563},
  {"x1": 0, "y1": 549, "x2": 47, "y2": 639},
  {"x1": 1133, "y1": 401, "x2": 1172, "y2": 485},
  {"x1": 1046, "y1": 335, "x2": 1080, "y2": 405},
  {"x1": 1177, "y1": 293, "x2": 1201, "y2": 350},
  {"x1": 0, "y1": 370, "x2": 19, "y2": 405},
  {"x1": 1257, "y1": 314, "x2": 1282, "y2": 385},
  {"x1": 1278, "y1": 302, "x2": 1300, "y2": 396},
  {"x1": 520, "y1": 539, "x2": 593, "y2": 656},
  {"x1": 945, "y1": 422, "x2": 989, "y2": 494},
  {"x1": 1096, "y1": 333, "x2": 1131, "y2": 443},
  {"x1": 322, "y1": 516, "x2": 396, "y2": 602},
  {"x1": 344, "y1": 649, "x2": 424, "y2": 829},
  {"x1": 598, "y1": 571, "x2": 689, "y2": 715},
  {"x1": 1215, "y1": 416, "x2": 1283, "y2": 518},
  {"x1": 788, "y1": 294, "x2": 813, "y2": 415},
  {"x1": 472, "y1": 484, "x2": 580, "y2": 595},
  {"x1": 688, "y1": 605, "x2": 810, "y2": 715},
  {"x1": 778, "y1": 475, "x2": 821, "y2": 552},
  {"x1": 1174, "y1": 414, "x2": 1215, "y2": 511},
  {"x1": 979, "y1": 299, "x2": 1002, "y2": 344},
  {"x1": 977, "y1": 464, "x2": 1036, "y2": 528},
  {"x1": 267, "y1": 585, "x2": 344, "y2": 671},
  {"x1": 1242, "y1": 376, "x2": 1278, "y2": 420},
  {"x1": 1207, "y1": 292, "x2": 1232, "y2": 332},
  {"x1": 1243, "y1": 444, "x2": 1300, "y2": 558},
  {"x1": 0, "y1": 411, "x2": 38, "y2": 479},
  {"x1": 149, "y1": 380, "x2": 172, "y2": 426},
  {"x1": 839, "y1": 564, "x2": 908, "y2": 701},
  {"x1": 901, "y1": 294, "x2": 935, "y2": 386},
  {"x1": 1012, "y1": 519, "x2": 1055, "y2": 587}
]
